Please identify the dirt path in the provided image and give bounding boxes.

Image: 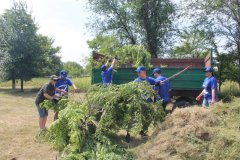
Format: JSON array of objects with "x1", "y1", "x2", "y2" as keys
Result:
[{"x1": 0, "y1": 89, "x2": 58, "y2": 160}]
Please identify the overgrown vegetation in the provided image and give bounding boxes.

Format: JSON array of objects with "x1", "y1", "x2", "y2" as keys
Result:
[
  {"x1": 219, "y1": 81, "x2": 240, "y2": 102},
  {"x1": 41, "y1": 82, "x2": 165, "y2": 159},
  {"x1": 135, "y1": 98, "x2": 240, "y2": 160}
]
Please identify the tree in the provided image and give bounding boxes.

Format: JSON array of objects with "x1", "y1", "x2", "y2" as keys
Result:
[
  {"x1": 63, "y1": 61, "x2": 84, "y2": 78},
  {"x1": 180, "y1": 0, "x2": 240, "y2": 85},
  {"x1": 171, "y1": 27, "x2": 212, "y2": 58},
  {"x1": 35, "y1": 35, "x2": 63, "y2": 76},
  {"x1": 87, "y1": 35, "x2": 121, "y2": 55},
  {"x1": 88, "y1": 0, "x2": 175, "y2": 57},
  {"x1": 135, "y1": 0, "x2": 175, "y2": 57},
  {"x1": 0, "y1": 2, "x2": 62, "y2": 91}
]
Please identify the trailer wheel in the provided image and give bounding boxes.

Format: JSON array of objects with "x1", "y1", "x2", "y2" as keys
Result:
[{"x1": 173, "y1": 100, "x2": 192, "y2": 110}]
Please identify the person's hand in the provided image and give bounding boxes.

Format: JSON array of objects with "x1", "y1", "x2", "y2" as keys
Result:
[
  {"x1": 196, "y1": 95, "x2": 201, "y2": 101},
  {"x1": 74, "y1": 88, "x2": 80, "y2": 93},
  {"x1": 160, "y1": 81, "x2": 164, "y2": 86}
]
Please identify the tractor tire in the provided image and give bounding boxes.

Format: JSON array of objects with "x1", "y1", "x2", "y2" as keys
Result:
[{"x1": 173, "y1": 100, "x2": 192, "y2": 110}]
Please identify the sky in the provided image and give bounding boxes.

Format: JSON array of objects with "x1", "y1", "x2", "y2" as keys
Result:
[{"x1": 0, "y1": 0, "x2": 93, "y2": 65}]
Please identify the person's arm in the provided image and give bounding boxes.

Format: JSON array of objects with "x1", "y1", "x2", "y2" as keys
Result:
[
  {"x1": 55, "y1": 88, "x2": 68, "y2": 96},
  {"x1": 211, "y1": 89, "x2": 216, "y2": 104},
  {"x1": 68, "y1": 79, "x2": 80, "y2": 92},
  {"x1": 211, "y1": 78, "x2": 217, "y2": 104},
  {"x1": 111, "y1": 58, "x2": 117, "y2": 69},
  {"x1": 43, "y1": 93, "x2": 54, "y2": 100},
  {"x1": 196, "y1": 90, "x2": 204, "y2": 101}
]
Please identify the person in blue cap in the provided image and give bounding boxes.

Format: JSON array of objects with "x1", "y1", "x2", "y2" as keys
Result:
[
  {"x1": 134, "y1": 66, "x2": 156, "y2": 85},
  {"x1": 101, "y1": 58, "x2": 117, "y2": 87},
  {"x1": 152, "y1": 68, "x2": 170, "y2": 111},
  {"x1": 55, "y1": 70, "x2": 79, "y2": 94},
  {"x1": 126, "y1": 66, "x2": 155, "y2": 140},
  {"x1": 196, "y1": 67, "x2": 218, "y2": 106},
  {"x1": 54, "y1": 70, "x2": 79, "y2": 120}
]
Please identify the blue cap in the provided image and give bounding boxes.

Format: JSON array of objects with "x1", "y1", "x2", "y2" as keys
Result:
[
  {"x1": 60, "y1": 70, "x2": 67, "y2": 77},
  {"x1": 152, "y1": 68, "x2": 161, "y2": 76},
  {"x1": 135, "y1": 66, "x2": 146, "y2": 72},
  {"x1": 101, "y1": 65, "x2": 107, "y2": 71},
  {"x1": 204, "y1": 67, "x2": 214, "y2": 72}
]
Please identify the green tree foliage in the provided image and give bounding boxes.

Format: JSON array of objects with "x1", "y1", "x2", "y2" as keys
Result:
[
  {"x1": 63, "y1": 61, "x2": 84, "y2": 78},
  {"x1": 87, "y1": 35, "x2": 121, "y2": 55},
  {"x1": 0, "y1": 2, "x2": 62, "y2": 91},
  {"x1": 42, "y1": 82, "x2": 165, "y2": 159},
  {"x1": 135, "y1": 0, "x2": 175, "y2": 57},
  {"x1": 180, "y1": 0, "x2": 240, "y2": 85},
  {"x1": 90, "y1": 44, "x2": 152, "y2": 68},
  {"x1": 0, "y1": 2, "x2": 38, "y2": 91},
  {"x1": 171, "y1": 27, "x2": 212, "y2": 58},
  {"x1": 35, "y1": 34, "x2": 63, "y2": 76},
  {"x1": 88, "y1": 0, "x2": 175, "y2": 57}
]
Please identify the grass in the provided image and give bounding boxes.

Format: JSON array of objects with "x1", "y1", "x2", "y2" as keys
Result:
[
  {"x1": 0, "y1": 90, "x2": 59, "y2": 160},
  {"x1": 134, "y1": 98, "x2": 240, "y2": 160},
  {"x1": 219, "y1": 81, "x2": 240, "y2": 100},
  {"x1": 0, "y1": 77, "x2": 91, "y2": 92}
]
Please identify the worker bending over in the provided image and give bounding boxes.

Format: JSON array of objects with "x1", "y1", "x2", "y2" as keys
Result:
[
  {"x1": 35, "y1": 75, "x2": 67, "y2": 132},
  {"x1": 196, "y1": 67, "x2": 218, "y2": 106}
]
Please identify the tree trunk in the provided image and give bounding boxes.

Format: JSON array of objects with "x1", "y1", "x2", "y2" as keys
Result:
[
  {"x1": 12, "y1": 78, "x2": 16, "y2": 90},
  {"x1": 20, "y1": 77, "x2": 24, "y2": 92},
  {"x1": 12, "y1": 70, "x2": 16, "y2": 90}
]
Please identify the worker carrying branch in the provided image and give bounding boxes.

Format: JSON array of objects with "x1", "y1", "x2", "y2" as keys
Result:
[
  {"x1": 101, "y1": 57, "x2": 117, "y2": 87},
  {"x1": 152, "y1": 68, "x2": 170, "y2": 111}
]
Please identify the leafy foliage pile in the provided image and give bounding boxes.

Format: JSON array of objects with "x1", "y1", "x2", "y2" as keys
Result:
[
  {"x1": 42, "y1": 82, "x2": 165, "y2": 159},
  {"x1": 91, "y1": 44, "x2": 152, "y2": 69}
]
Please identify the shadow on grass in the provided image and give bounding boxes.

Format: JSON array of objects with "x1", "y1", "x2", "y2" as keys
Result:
[
  {"x1": 0, "y1": 87, "x2": 40, "y2": 98},
  {"x1": 106, "y1": 132, "x2": 149, "y2": 149}
]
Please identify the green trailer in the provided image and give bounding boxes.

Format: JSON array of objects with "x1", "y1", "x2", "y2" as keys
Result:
[{"x1": 91, "y1": 53, "x2": 212, "y2": 108}]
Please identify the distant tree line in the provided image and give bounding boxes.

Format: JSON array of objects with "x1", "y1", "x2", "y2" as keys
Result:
[{"x1": 0, "y1": 2, "x2": 89, "y2": 91}]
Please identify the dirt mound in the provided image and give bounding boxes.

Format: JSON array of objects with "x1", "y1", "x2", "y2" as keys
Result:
[{"x1": 135, "y1": 107, "x2": 219, "y2": 160}]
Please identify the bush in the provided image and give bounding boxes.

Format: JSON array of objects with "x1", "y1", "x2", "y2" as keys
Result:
[{"x1": 219, "y1": 81, "x2": 240, "y2": 102}]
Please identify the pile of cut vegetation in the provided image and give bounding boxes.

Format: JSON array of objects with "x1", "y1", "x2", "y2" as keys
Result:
[{"x1": 134, "y1": 99, "x2": 240, "y2": 160}]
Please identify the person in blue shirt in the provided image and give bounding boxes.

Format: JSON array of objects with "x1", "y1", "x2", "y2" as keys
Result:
[
  {"x1": 55, "y1": 70, "x2": 79, "y2": 95},
  {"x1": 101, "y1": 58, "x2": 117, "y2": 87},
  {"x1": 54, "y1": 70, "x2": 79, "y2": 120},
  {"x1": 152, "y1": 68, "x2": 170, "y2": 111},
  {"x1": 126, "y1": 66, "x2": 155, "y2": 139},
  {"x1": 134, "y1": 66, "x2": 156, "y2": 85},
  {"x1": 196, "y1": 67, "x2": 218, "y2": 107}
]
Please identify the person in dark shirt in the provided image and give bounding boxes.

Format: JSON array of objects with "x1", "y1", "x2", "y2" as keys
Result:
[{"x1": 35, "y1": 75, "x2": 67, "y2": 131}]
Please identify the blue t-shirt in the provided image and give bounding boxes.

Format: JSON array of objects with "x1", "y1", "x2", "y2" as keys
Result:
[
  {"x1": 101, "y1": 67, "x2": 113, "y2": 84},
  {"x1": 134, "y1": 77, "x2": 156, "y2": 85},
  {"x1": 155, "y1": 75, "x2": 170, "y2": 103},
  {"x1": 202, "y1": 76, "x2": 218, "y2": 99},
  {"x1": 55, "y1": 77, "x2": 73, "y2": 93},
  {"x1": 134, "y1": 77, "x2": 156, "y2": 103}
]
